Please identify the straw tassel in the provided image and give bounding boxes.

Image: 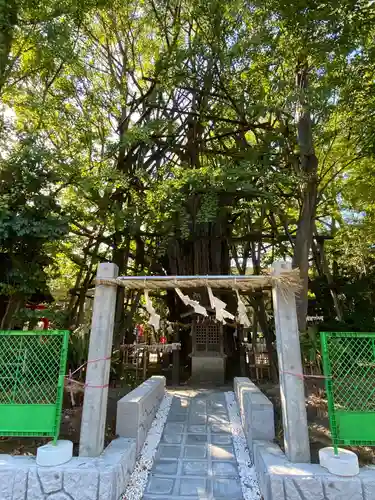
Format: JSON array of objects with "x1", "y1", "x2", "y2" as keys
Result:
[
  {"x1": 175, "y1": 288, "x2": 208, "y2": 316},
  {"x1": 207, "y1": 286, "x2": 234, "y2": 324},
  {"x1": 235, "y1": 289, "x2": 250, "y2": 327},
  {"x1": 144, "y1": 289, "x2": 161, "y2": 331}
]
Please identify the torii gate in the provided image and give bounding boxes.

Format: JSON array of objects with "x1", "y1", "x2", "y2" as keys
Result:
[{"x1": 78, "y1": 261, "x2": 310, "y2": 464}]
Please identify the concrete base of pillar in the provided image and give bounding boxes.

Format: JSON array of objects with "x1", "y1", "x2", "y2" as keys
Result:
[
  {"x1": 319, "y1": 447, "x2": 359, "y2": 476},
  {"x1": 191, "y1": 354, "x2": 226, "y2": 385},
  {"x1": 36, "y1": 440, "x2": 73, "y2": 467}
]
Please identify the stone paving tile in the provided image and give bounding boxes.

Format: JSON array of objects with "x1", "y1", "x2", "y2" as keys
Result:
[
  {"x1": 210, "y1": 444, "x2": 235, "y2": 461},
  {"x1": 161, "y1": 432, "x2": 183, "y2": 444},
  {"x1": 211, "y1": 423, "x2": 231, "y2": 434},
  {"x1": 179, "y1": 477, "x2": 208, "y2": 496},
  {"x1": 155, "y1": 444, "x2": 181, "y2": 459},
  {"x1": 208, "y1": 414, "x2": 229, "y2": 424},
  {"x1": 183, "y1": 445, "x2": 208, "y2": 459},
  {"x1": 212, "y1": 461, "x2": 239, "y2": 477},
  {"x1": 147, "y1": 477, "x2": 175, "y2": 495},
  {"x1": 208, "y1": 400, "x2": 226, "y2": 407},
  {"x1": 165, "y1": 423, "x2": 186, "y2": 433},
  {"x1": 213, "y1": 478, "x2": 243, "y2": 498},
  {"x1": 186, "y1": 433, "x2": 207, "y2": 444},
  {"x1": 169, "y1": 408, "x2": 189, "y2": 416},
  {"x1": 208, "y1": 407, "x2": 227, "y2": 414},
  {"x1": 168, "y1": 413, "x2": 189, "y2": 422},
  {"x1": 181, "y1": 460, "x2": 209, "y2": 475},
  {"x1": 143, "y1": 391, "x2": 243, "y2": 499},
  {"x1": 188, "y1": 414, "x2": 207, "y2": 425},
  {"x1": 171, "y1": 399, "x2": 190, "y2": 407},
  {"x1": 187, "y1": 424, "x2": 207, "y2": 433},
  {"x1": 190, "y1": 399, "x2": 207, "y2": 408},
  {"x1": 152, "y1": 459, "x2": 179, "y2": 475},
  {"x1": 211, "y1": 434, "x2": 232, "y2": 445}
]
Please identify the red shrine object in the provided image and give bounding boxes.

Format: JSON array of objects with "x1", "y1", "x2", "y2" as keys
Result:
[{"x1": 25, "y1": 304, "x2": 49, "y2": 330}]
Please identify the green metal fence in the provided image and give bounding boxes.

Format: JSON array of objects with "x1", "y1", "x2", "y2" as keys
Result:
[
  {"x1": 0, "y1": 330, "x2": 69, "y2": 443},
  {"x1": 321, "y1": 331, "x2": 375, "y2": 454}
]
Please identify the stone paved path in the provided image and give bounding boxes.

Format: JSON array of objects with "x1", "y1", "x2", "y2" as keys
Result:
[{"x1": 143, "y1": 390, "x2": 243, "y2": 500}]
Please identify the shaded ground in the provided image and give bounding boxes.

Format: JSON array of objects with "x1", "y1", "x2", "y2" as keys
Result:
[
  {"x1": 0, "y1": 353, "x2": 189, "y2": 457},
  {"x1": 0, "y1": 385, "x2": 130, "y2": 456}
]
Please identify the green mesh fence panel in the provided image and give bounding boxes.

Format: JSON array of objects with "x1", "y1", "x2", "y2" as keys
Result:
[
  {"x1": 321, "y1": 331, "x2": 375, "y2": 454},
  {"x1": 0, "y1": 330, "x2": 69, "y2": 442}
]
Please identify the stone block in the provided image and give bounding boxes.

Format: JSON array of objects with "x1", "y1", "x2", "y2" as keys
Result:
[
  {"x1": 253, "y1": 440, "x2": 287, "y2": 472},
  {"x1": 322, "y1": 477, "x2": 363, "y2": 500},
  {"x1": 0, "y1": 470, "x2": 16, "y2": 500},
  {"x1": 105, "y1": 438, "x2": 137, "y2": 499},
  {"x1": 38, "y1": 469, "x2": 63, "y2": 493},
  {"x1": 191, "y1": 355, "x2": 226, "y2": 384},
  {"x1": 98, "y1": 469, "x2": 115, "y2": 500},
  {"x1": 0, "y1": 436, "x2": 136, "y2": 500},
  {"x1": 284, "y1": 476, "x2": 325, "y2": 500},
  {"x1": 252, "y1": 439, "x2": 375, "y2": 500},
  {"x1": 48, "y1": 494, "x2": 72, "y2": 500},
  {"x1": 12, "y1": 469, "x2": 28, "y2": 500},
  {"x1": 27, "y1": 470, "x2": 45, "y2": 500},
  {"x1": 361, "y1": 469, "x2": 375, "y2": 498},
  {"x1": 116, "y1": 375, "x2": 165, "y2": 454},
  {"x1": 234, "y1": 377, "x2": 275, "y2": 448},
  {"x1": 63, "y1": 469, "x2": 99, "y2": 500}
]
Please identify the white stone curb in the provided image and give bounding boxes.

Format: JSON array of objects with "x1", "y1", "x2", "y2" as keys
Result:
[
  {"x1": 122, "y1": 393, "x2": 173, "y2": 500},
  {"x1": 225, "y1": 391, "x2": 261, "y2": 500}
]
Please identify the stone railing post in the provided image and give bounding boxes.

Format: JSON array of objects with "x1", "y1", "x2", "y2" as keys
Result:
[
  {"x1": 79, "y1": 262, "x2": 118, "y2": 457},
  {"x1": 272, "y1": 260, "x2": 310, "y2": 463}
]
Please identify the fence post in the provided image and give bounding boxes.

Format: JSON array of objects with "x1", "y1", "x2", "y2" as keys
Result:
[
  {"x1": 272, "y1": 260, "x2": 310, "y2": 463},
  {"x1": 79, "y1": 262, "x2": 119, "y2": 457}
]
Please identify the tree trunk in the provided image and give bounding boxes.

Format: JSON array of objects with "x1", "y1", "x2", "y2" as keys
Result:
[
  {"x1": 313, "y1": 238, "x2": 344, "y2": 321},
  {"x1": 292, "y1": 57, "x2": 319, "y2": 332},
  {"x1": 0, "y1": 294, "x2": 23, "y2": 329},
  {"x1": 255, "y1": 294, "x2": 278, "y2": 383},
  {"x1": 0, "y1": 0, "x2": 17, "y2": 93},
  {"x1": 167, "y1": 212, "x2": 231, "y2": 277},
  {"x1": 112, "y1": 242, "x2": 130, "y2": 347}
]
